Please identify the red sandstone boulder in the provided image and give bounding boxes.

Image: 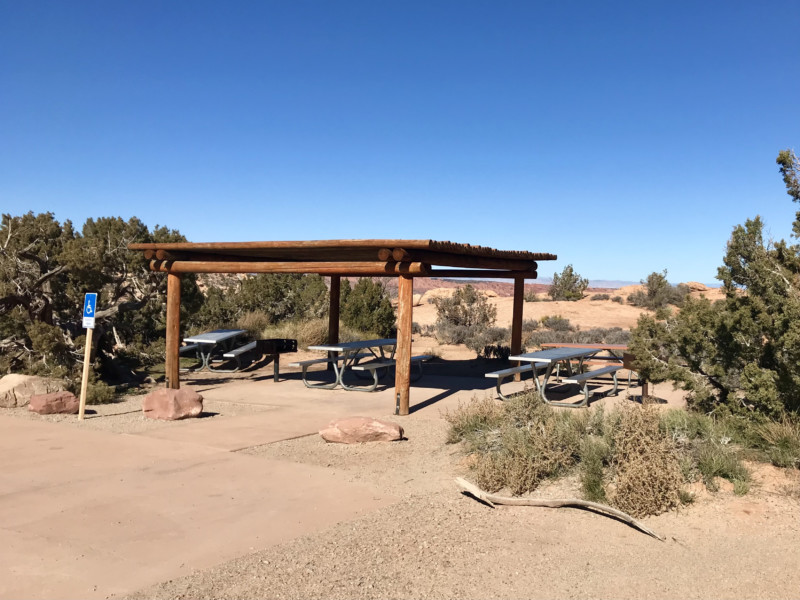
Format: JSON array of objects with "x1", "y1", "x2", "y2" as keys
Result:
[
  {"x1": 319, "y1": 416, "x2": 404, "y2": 444},
  {"x1": 28, "y1": 391, "x2": 79, "y2": 415},
  {"x1": 0, "y1": 374, "x2": 67, "y2": 408},
  {"x1": 142, "y1": 388, "x2": 203, "y2": 420}
]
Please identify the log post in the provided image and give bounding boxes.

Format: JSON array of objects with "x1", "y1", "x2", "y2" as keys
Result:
[
  {"x1": 511, "y1": 276, "x2": 524, "y2": 381},
  {"x1": 165, "y1": 272, "x2": 181, "y2": 389},
  {"x1": 395, "y1": 275, "x2": 413, "y2": 416},
  {"x1": 327, "y1": 276, "x2": 341, "y2": 371}
]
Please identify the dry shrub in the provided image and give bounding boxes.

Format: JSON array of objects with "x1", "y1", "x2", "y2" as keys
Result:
[
  {"x1": 610, "y1": 403, "x2": 684, "y2": 517},
  {"x1": 261, "y1": 318, "x2": 329, "y2": 349},
  {"x1": 295, "y1": 318, "x2": 329, "y2": 347},
  {"x1": 453, "y1": 392, "x2": 582, "y2": 495},
  {"x1": 443, "y1": 396, "x2": 505, "y2": 445},
  {"x1": 237, "y1": 310, "x2": 272, "y2": 336}
]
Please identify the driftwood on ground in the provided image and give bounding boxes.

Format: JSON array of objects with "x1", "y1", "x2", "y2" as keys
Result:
[{"x1": 455, "y1": 477, "x2": 665, "y2": 541}]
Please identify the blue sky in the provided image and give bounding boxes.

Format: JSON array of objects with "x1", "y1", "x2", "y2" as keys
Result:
[{"x1": 2, "y1": 1, "x2": 798, "y2": 284}]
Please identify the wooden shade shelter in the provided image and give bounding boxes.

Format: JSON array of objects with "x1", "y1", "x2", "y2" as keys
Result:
[{"x1": 128, "y1": 239, "x2": 557, "y2": 415}]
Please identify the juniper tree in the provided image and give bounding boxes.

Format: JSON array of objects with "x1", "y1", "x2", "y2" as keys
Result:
[
  {"x1": 549, "y1": 264, "x2": 588, "y2": 301},
  {"x1": 0, "y1": 212, "x2": 202, "y2": 379},
  {"x1": 630, "y1": 150, "x2": 800, "y2": 418}
]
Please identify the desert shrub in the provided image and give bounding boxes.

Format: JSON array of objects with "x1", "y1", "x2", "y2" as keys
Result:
[
  {"x1": 443, "y1": 396, "x2": 506, "y2": 446},
  {"x1": 610, "y1": 404, "x2": 684, "y2": 517},
  {"x1": 447, "y1": 396, "x2": 787, "y2": 514},
  {"x1": 261, "y1": 317, "x2": 329, "y2": 349},
  {"x1": 524, "y1": 291, "x2": 541, "y2": 302},
  {"x1": 341, "y1": 278, "x2": 395, "y2": 337},
  {"x1": 627, "y1": 270, "x2": 689, "y2": 310},
  {"x1": 412, "y1": 322, "x2": 422, "y2": 335},
  {"x1": 446, "y1": 391, "x2": 583, "y2": 495},
  {"x1": 63, "y1": 372, "x2": 116, "y2": 404},
  {"x1": 466, "y1": 326, "x2": 509, "y2": 358},
  {"x1": 237, "y1": 311, "x2": 272, "y2": 337},
  {"x1": 540, "y1": 315, "x2": 574, "y2": 332},
  {"x1": 611, "y1": 295, "x2": 624, "y2": 303},
  {"x1": 433, "y1": 285, "x2": 497, "y2": 352},
  {"x1": 549, "y1": 265, "x2": 588, "y2": 301},
  {"x1": 525, "y1": 326, "x2": 629, "y2": 348},
  {"x1": 590, "y1": 293, "x2": 610, "y2": 301},
  {"x1": 522, "y1": 318, "x2": 539, "y2": 335}
]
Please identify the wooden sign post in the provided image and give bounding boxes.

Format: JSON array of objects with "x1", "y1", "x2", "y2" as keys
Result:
[{"x1": 78, "y1": 293, "x2": 97, "y2": 421}]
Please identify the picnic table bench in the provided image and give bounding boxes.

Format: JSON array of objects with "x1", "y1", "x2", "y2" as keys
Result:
[{"x1": 485, "y1": 362, "x2": 546, "y2": 401}]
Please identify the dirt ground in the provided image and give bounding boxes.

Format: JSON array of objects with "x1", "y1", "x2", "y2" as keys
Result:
[
  {"x1": 6, "y1": 286, "x2": 799, "y2": 600},
  {"x1": 122, "y1": 409, "x2": 800, "y2": 600}
]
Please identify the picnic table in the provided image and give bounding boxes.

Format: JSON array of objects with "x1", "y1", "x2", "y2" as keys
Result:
[
  {"x1": 292, "y1": 339, "x2": 431, "y2": 392},
  {"x1": 507, "y1": 346, "x2": 622, "y2": 407},
  {"x1": 539, "y1": 342, "x2": 643, "y2": 391},
  {"x1": 180, "y1": 329, "x2": 247, "y2": 372}
]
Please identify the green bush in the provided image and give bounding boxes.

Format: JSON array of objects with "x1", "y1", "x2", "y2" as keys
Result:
[
  {"x1": 627, "y1": 270, "x2": 688, "y2": 310},
  {"x1": 341, "y1": 278, "x2": 395, "y2": 337},
  {"x1": 548, "y1": 265, "x2": 588, "y2": 301}
]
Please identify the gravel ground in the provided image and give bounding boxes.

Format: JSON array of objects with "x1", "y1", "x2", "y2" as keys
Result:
[
  {"x1": 4, "y1": 393, "x2": 273, "y2": 434},
  {"x1": 121, "y1": 416, "x2": 800, "y2": 600}
]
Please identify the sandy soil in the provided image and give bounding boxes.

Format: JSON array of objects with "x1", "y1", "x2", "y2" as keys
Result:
[{"x1": 123, "y1": 413, "x2": 800, "y2": 600}]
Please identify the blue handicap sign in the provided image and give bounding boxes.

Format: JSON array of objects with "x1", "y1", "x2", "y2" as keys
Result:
[
  {"x1": 83, "y1": 293, "x2": 97, "y2": 318},
  {"x1": 82, "y1": 293, "x2": 97, "y2": 328}
]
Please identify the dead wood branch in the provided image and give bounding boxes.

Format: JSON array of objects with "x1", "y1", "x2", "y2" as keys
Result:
[{"x1": 455, "y1": 477, "x2": 665, "y2": 541}]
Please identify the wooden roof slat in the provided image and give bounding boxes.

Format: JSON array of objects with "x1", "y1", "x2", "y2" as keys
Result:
[{"x1": 128, "y1": 239, "x2": 557, "y2": 263}]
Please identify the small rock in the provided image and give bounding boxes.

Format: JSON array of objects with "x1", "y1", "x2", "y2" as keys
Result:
[
  {"x1": 142, "y1": 387, "x2": 203, "y2": 420},
  {"x1": 319, "y1": 416, "x2": 404, "y2": 444},
  {"x1": 0, "y1": 374, "x2": 67, "y2": 408},
  {"x1": 28, "y1": 391, "x2": 79, "y2": 415}
]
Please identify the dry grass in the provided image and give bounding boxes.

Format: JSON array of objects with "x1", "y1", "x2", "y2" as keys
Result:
[{"x1": 755, "y1": 417, "x2": 800, "y2": 469}]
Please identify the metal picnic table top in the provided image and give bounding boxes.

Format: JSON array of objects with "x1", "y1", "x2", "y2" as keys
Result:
[
  {"x1": 183, "y1": 329, "x2": 246, "y2": 344},
  {"x1": 509, "y1": 346, "x2": 602, "y2": 363}
]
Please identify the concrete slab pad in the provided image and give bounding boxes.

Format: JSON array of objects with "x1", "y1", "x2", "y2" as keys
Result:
[{"x1": 0, "y1": 416, "x2": 397, "y2": 600}]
